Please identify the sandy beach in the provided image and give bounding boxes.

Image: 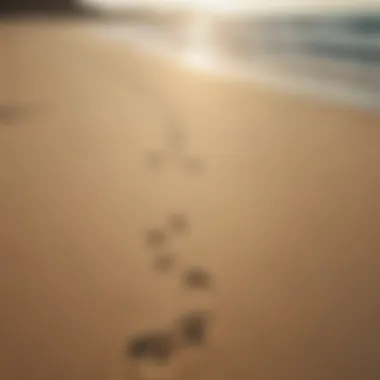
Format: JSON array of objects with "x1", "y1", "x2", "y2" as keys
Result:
[{"x1": 1, "y1": 17, "x2": 379, "y2": 380}]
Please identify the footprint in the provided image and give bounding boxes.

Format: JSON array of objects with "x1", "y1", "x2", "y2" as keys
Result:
[
  {"x1": 182, "y1": 267, "x2": 212, "y2": 290},
  {"x1": 126, "y1": 330, "x2": 174, "y2": 361},
  {"x1": 0, "y1": 105, "x2": 22, "y2": 124},
  {"x1": 167, "y1": 126, "x2": 186, "y2": 152},
  {"x1": 183, "y1": 157, "x2": 203, "y2": 174},
  {"x1": 145, "y1": 150, "x2": 165, "y2": 170},
  {"x1": 177, "y1": 310, "x2": 210, "y2": 346},
  {"x1": 168, "y1": 213, "x2": 189, "y2": 234},
  {"x1": 127, "y1": 335, "x2": 151, "y2": 359},
  {"x1": 146, "y1": 228, "x2": 167, "y2": 249},
  {"x1": 154, "y1": 253, "x2": 175, "y2": 273}
]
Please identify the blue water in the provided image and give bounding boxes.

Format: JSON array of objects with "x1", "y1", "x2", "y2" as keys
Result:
[{"x1": 242, "y1": 13, "x2": 380, "y2": 65}]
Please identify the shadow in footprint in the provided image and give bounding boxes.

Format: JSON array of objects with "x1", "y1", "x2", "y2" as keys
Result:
[
  {"x1": 145, "y1": 150, "x2": 165, "y2": 170},
  {"x1": 183, "y1": 157, "x2": 203, "y2": 174},
  {"x1": 127, "y1": 336, "x2": 150, "y2": 359},
  {"x1": 167, "y1": 126, "x2": 186, "y2": 151},
  {"x1": 154, "y1": 253, "x2": 175, "y2": 273},
  {"x1": 168, "y1": 213, "x2": 189, "y2": 235},
  {"x1": 178, "y1": 310, "x2": 210, "y2": 346},
  {"x1": 0, "y1": 105, "x2": 23, "y2": 124},
  {"x1": 182, "y1": 267, "x2": 212, "y2": 290},
  {"x1": 126, "y1": 330, "x2": 174, "y2": 361},
  {"x1": 145, "y1": 228, "x2": 167, "y2": 249}
]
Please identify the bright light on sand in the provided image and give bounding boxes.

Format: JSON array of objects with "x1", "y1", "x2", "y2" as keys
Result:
[{"x1": 181, "y1": 10, "x2": 217, "y2": 67}]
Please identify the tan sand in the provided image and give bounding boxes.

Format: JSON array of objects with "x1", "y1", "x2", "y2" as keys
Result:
[{"x1": 0, "y1": 18, "x2": 379, "y2": 380}]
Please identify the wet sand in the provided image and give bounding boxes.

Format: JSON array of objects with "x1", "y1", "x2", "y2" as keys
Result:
[{"x1": 1, "y1": 18, "x2": 380, "y2": 380}]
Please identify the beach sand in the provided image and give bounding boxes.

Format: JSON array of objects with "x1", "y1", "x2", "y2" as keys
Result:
[{"x1": 1, "y1": 18, "x2": 379, "y2": 380}]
